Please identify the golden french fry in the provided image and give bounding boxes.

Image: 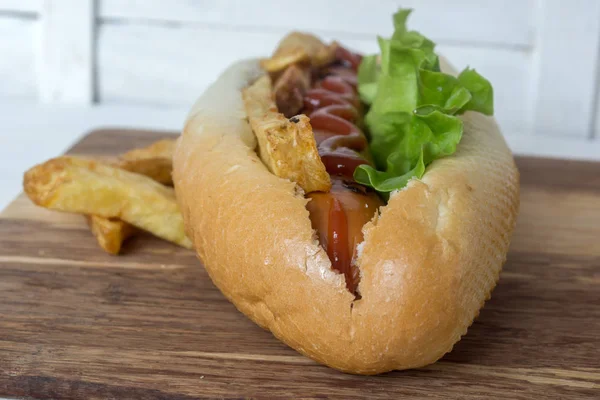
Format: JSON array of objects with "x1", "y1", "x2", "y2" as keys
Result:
[
  {"x1": 121, "y1": 138, "x2": 175, "y2": 161},
  {"x1": 117, "y1": 139, "x2": 176, "y2": 185},
  {"x1": 24, "y1": 156, "x2": 192, "y2": 249},
  {"x1": 261, "y1": 32, "x2": 338, "y2": 73},
  {"x1": 85, "y1": 215, "x2": 137, "y2": 255},
  {"x1": 87, "y1": 138, "x2": 176, "y2": 254},
  {"x1": 242, "y1": 75, "x2": 331, "y2": 193}
]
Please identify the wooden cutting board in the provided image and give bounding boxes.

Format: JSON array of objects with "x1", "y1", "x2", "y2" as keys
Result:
[{"x1": 1, "y1": 129, "x2": 599, "y2": 400}]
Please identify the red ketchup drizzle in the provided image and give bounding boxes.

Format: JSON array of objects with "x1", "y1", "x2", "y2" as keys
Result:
[
  {"x1": 304, "y1": 48, "x2": 368, "y2": 181},
  {"x1": 327, "y1": 198, "x2": 352, "y2": 284},
  {"x1": 303, "y1": 47, "x2": 378, "y2": 293}
]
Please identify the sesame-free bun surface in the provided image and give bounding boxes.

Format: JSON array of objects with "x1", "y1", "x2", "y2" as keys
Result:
[{"x1": 173, "y1": 59, "x2": 519, "y2": 374}]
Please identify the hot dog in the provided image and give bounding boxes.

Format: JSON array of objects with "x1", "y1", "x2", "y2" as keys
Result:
[{"x1": 173, "y1": 9, "x2": 519, "y2": 374}]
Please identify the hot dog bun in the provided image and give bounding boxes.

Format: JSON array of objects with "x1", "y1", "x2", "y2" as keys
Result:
[{"x1": 173, "y1": 59, "x2": 520, "y2": 374}]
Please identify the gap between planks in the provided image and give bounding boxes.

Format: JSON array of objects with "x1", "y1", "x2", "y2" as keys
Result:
[{"x1": 0, "y1": 255, "x2": 187, "y2": 271}]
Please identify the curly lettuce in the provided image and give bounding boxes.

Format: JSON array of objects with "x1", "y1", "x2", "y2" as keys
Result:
[{"x1": 354, "y1": 9, "x2": 494, "y2": 195}]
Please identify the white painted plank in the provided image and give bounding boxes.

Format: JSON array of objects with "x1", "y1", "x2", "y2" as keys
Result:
[
  {"x1": 595, "y1": 70, "x2": 600, "y2": 139},
  {"x1": 98, "y1": 23, "x2": 530, "y2": 139},
  {"x1": 0, "y1": 0, "x2": 41, "y2": 13},
  {"x1": 0, "y1": 18, "x2": 37, "y2": 101},
  {"x1": 531, "y1": 0, "x2": 600, "y2": 139},
  {"x1": 97, "y1": 24, "x2": 283, "y2": 107},
  {"x1": 35, "y1": 0, "x2": 95, "y2": 103},
  {"x1": 99, "y1": 0, "x2": 535, "y2": 48}
]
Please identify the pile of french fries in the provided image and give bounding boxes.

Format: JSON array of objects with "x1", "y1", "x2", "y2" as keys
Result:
[{"x1": 23, "y1": 138, "x2": 193, "y2": 255}]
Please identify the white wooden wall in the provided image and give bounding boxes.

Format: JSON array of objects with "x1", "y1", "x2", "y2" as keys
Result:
[{"x1": 1, "y1": 0, "x2": 600, "y2": 158}]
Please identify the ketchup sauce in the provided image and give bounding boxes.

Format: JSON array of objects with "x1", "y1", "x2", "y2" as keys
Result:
[{"x1": 302, "y1": 47, "x2": 384, "y2": 294}]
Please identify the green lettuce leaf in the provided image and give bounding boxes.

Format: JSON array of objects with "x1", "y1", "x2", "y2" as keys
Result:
[
  {"x1": 354, "y1": 8, "x2": 494, "y2": 195},
  {"x1": 357, "y1": 54, "x2": 379, "y2": 104},
  {"x1": 354, "y1": 149, "x2": 425, "y2": 201},
  {"x1": 457, "y1": 68, "x2": 494, "y2": 115}
]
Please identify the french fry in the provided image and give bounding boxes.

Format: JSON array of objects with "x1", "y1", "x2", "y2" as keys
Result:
[
  {"x1": 243, "y1": 75, "x2": 331, "y2": 193},
  {"x1": 261, "y1": 32, "x2": 338, "y2": 73},
  {"x1": 86, "y1": 215, "x2": 137, "y2": 255},
  {"x1": 117, "y1": 139, "x2": 175, "y2": 185},
  {"x1": 23, "y1": 156, "x2": 192, "y2": 249},
  {"x1": 88, "y1": 139, "x2": 176, "y2": 254}
]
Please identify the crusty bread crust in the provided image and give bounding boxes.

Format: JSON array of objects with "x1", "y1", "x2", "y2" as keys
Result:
[{"x1": 173, "y1": 59, "x2": 520, "y2": 374}]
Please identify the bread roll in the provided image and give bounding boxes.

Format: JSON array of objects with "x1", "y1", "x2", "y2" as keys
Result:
[{"x1": 173, "y1": 59, "x2": 519, "y2": 374}]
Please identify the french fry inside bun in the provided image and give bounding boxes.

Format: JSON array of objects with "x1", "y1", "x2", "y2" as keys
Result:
[{"x1": 173, "y1": 9, "x2": 519, "y2": 374}]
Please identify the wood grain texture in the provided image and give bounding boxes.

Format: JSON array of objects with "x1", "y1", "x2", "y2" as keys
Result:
[{"x1": 0, "y1": 129, "x2": 599, "y2": 399}]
